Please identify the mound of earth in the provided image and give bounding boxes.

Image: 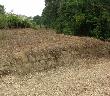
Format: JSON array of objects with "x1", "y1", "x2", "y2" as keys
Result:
[{"x1": 0, "y1": 28, "x2": 110, "y2": 96}]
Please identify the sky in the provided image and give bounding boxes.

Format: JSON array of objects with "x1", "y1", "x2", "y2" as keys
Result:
[{"x1": 0, "y1": 0, "x2": 45, "y2": 17}]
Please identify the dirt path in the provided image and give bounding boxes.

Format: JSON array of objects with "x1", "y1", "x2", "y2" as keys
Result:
[{"x1": 0, "y1": 29, "x2": 110, "y2": 96}]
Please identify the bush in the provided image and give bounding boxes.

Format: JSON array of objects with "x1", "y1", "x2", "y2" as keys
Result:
[
  {"x1": 0, "y1": 4, "x2": 37, "y2": 29},
  {"x1": 0, "y1": 13, "x2": 33, "y2": 29},
  {"x1": 0, "y1": 14, "x2": 7, "y2": 29},
  {"x1": 6, "y1": 14, "x2": 32, "y2": 28}
]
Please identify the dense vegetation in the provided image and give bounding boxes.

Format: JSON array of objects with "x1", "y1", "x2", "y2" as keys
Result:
[
  {"x1": 0, "y1": 1, "x2": 110, "y2": 40},
  {"x1": 42, "y1": 0, "x2": 110, "y2": 40},
  {"x1": 0, "y1": 4, "x2": 40, "y2": 29}
]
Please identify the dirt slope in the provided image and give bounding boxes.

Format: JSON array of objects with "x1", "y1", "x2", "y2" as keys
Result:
[{"x1": 0, "y1": 28, "x2": 110, "y2": 96}]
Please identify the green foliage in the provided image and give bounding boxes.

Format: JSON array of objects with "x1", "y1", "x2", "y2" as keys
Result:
[
  {"x1": 0, "y1": 4, "x2": 7, "y2": 29},
  {"x1": 0, "y1": 4, "x2": 5, "y2": 14},
  {"x1": 33, "y1": 15, "x2": 41, "y2": 25},
  {"x1": 42, "y1": 0, "x2": 110, "y2": 40},
  {"x1": 0, "y1": 14, "x2": 7, "y2": 29},
  {"x1": 0, "y1": 4, "x2": 38, "y2": 29},
  {"x1": 33, "y1": 15, "x2": 42, "y2": 28},
  {"x1": 42, "y1": 0, "x2": 60, "y2": 28},
  {"x1": 6, "y1": 14, "x2": 33, "y2": 28}
]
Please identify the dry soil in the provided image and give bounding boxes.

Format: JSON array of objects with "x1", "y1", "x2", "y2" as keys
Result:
[{"x1": 0, "y1": 28, "x2": 110, "y2": 96}]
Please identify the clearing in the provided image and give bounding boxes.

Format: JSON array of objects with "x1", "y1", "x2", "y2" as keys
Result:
[{"x1": 0, "y1": 28, "x2": 110, "y2": 96}]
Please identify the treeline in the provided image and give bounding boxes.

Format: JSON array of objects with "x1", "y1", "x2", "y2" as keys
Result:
[
  {"x1": 42, "y1": 0, "x2": 110, "y2": 40},
  {"x1": 0, "y1": 4, "x2": 40, "y2": 29}
]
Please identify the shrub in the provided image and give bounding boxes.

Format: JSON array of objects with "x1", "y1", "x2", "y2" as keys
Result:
[{"x1": 0, "y1": 14, "x2": 8, "y2": 29}]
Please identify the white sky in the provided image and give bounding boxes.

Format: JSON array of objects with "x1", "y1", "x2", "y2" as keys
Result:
[{"x1": 0, "y1": 0, "x2": 45, "y2": 17}]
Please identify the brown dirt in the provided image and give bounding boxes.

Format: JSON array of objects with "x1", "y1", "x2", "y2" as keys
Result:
[{"x1": 0, "y1": 28, "x2": 110, "y2": 96}]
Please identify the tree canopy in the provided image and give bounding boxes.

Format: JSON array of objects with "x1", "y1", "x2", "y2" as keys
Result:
[{"x1": 42, "y1": 0, "x2": 110, "y2": 40}]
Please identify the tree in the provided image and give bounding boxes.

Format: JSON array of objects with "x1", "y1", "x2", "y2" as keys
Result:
[
  {"x1": 42, "y1": 0, "x2": 61, "y2": 28},
  {"x1": 42, "y1": 0, "x2": 110, "y2": 40},
  {"x1": 33, "y1": 15, "x2": 42, "y2": 27},
  {"x1": 0, "y1": 4, "x2": 5, "y2": 14}
]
